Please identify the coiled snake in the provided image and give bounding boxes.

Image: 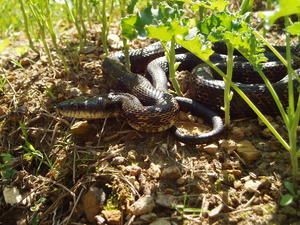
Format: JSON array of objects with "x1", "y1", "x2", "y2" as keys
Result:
[{"x1": 57, "y1": 42, "x2": 299, "y2": 143}]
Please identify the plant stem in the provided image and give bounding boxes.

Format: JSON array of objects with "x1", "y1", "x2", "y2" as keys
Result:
[
  {"x1": 285, "y1": 16, "x2": 299, "y2": 184},
  {"x1": 206, "y1": 60, "x2": 290, "y2": 151},
  {"x1": 224, "y1": 42, "x2": 234, "y2": 126},
  {"x1": 168, "y1": 36, "x2": 183, "y2": 96},
  {"x1": 101, "y1": 0, "x2": 109, "y2": 55},
  {"x1": 119, "y1": 0, "x2": 130, "y2": 69},
  {"x1": 18, "y1": 0, "x2": 39, "y2": 55}
]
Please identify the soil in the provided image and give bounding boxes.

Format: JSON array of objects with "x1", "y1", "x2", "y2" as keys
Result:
[{"x1": 0, "y1": 23, "x2": 299, "y2": 225}]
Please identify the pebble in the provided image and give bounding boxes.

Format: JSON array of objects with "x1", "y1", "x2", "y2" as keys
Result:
[
  {"x1": 161, "y1": 166, "x2": 182, "y2": 179},
  {"x1": 82, "y1": 186, "x2": 106, "y2": 223},
  {"x1": 244, "y1": 180, "x2": 262, "y2": 193},
  {"x1": 127, "y1": 150, "x2": 137, "y2": 161},
  {"x1": 70, "y1": 121, "x2": 93, "y2": 136},
  {"x1": 95, "y1": 215, "x2": 106, "y2": 225},
  {"x1": 208, "y1": 203, "x2": 224, "y2": 217},
  {"x1": 127, "y1": 165, "x2": 142, "y2": 177},
  {"x1": 176, "y1": 176, "x2": 187, "y2": 185},
  {"x1": 69, "y1": 87, "x2": 82, "y2": 97},
  {"x1": 107, "y1": 34, "x2": 123, "y2": 49},
  {"x1": 111, "y1": 156, "x2": 126, "y2": 166},
  {"x1": 102, "y1": 210, "x2": 122, "y2": 225},
  {"x1": 140, "y1": 213, "x2": 157, "y2": 223},
  {"x1": 219, "y1": 139, "x2": 237, "y2": 153},
  {"x1": 156, "y1": 193, "x2": 176, "y2": 208},
  {"x1": 128, "y1": 195, "x2": 155, "y2": 215},
  {"x1": 147, "y1": 163, "x2": 161, "y2": 179},
  {"x1": 203, "y1": 143, "x2": 219, "y2": 155},
  {"x1": 236, "y1": 140, "x2": 261, "y2": 163},
  {"x1": 3, "y1": 186, "x2": 22, "y2": 204},
  {"x1": 230, "y1": 126, "x2": 245, "y2": 140},
  {"x1": 149, "y1": 219, "x2": 171, "y2": 225}
]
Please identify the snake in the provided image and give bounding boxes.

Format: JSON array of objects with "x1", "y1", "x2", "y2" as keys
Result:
[{"x1": 57, "y1": 41, "x2": 299, "y2": 143}]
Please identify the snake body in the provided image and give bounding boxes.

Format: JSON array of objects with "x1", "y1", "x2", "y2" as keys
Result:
[{"x1": 57, "y1": 42, "x2": 299, "y2": 143}]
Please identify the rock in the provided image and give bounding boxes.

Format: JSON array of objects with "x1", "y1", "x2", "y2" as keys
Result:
[
  {"x1": 208, "y1": 203, "x2": 224, "y2": 217},
  {"x1": 107, "y1": 34, "x2": 123, "y2": 49},
  {"x1": 128, "y1": 195, "x2": 155, "y2": 215},
  {"x1": 236, "y1": 140, "x2": 261, "y2": 163},
  {"x1": 70, "y1": 121, "x2": 94, "y2": 136},
  {"x1": 231, "y1": 126, "x2": 245, "y2": 140},
  {"x1": 147, "y1": 163, "x2": 161, "y2": 179},
  {"x1": 3, "y1": 186, "x2": 22, "y2": 204},
  {"x1": 102, "y1": 210, "x2": 122, "y2": 225},
  {"x1": 176, "y1": 176, "x2": 187, "y2": 185},
  {"x1": 127, "y1": 150, "x2": 137, "y2": 161},
  {"x1": 111, "y1": 156, "x2": 126, "y2": 166},
  {"x1": 156, "y1": 193, "x2": 176, "y2": 208},
  {"x1": 69, "y1": 87, "x2": 82, "y2": 97},
  {"x1": 244, "y1": 180, "x2": 262, "y2": 193},
  {"x1": 203, "y1": 143, "x2": 219, "y2": 155},
  {"x1": 234, "y1": 180, "x2": 243, "y2": 189},
  {"x1": 219, "y1": 139, "x2": 237, "y2": 153},
  {"x1": 161, "y1": 166, "x2": 181, "y2": 179},
  {"x1": 149, "y1": 219, "x2": 171, "y2": 225},
  {"x1": 95, "y1": 215, "x2": 106, "y2": 225},
  {"x1": 82, "y1": 186, "x2": 106, "y2": 223},
  {"x1": 20, "y1": 57, "x2": 32, "y2": 67},
  {"x1": 140, "y1": 213, "x2": 157, "y2": 223},
  {"x1": 126, "y1": 165, "x2": 142, "y2": 177}
]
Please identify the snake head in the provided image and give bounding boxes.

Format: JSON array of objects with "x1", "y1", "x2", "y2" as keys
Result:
[{"x1": 102, "y1": 57, "x2": 138, "y2": 92}]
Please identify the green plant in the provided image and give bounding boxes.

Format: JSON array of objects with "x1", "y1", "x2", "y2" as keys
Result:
[
  {"x1": 0, "y1": 153, "x2": 17, "y2": 181},
  {"x1": 20, "y1": 122, "x2": 53, "y2": 173},
  {"x1": 280, "y1": 181, "x2": 300, "y2": 206}
]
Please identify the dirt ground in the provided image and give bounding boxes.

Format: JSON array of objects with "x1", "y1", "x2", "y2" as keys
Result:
[{"x1": 0, "y1": 24, "x2": 300, "y2": 225}]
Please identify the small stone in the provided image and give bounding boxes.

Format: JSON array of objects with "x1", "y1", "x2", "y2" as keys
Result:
[
  {"x1": 176, "y1": 176, "x2": 187, "y2": 185},
  {"x1": 203, "y1": 143, "x2": 219, "y2": 155},
  {"x1": 70, "y1": 121, "x2": 94, "y2": 136},
  {"x1": 111, "y1": 156, "x2": 126, "y2": 166},
  {"x1": 147, "y1": 163, "x2": 161, "y2": 179},
  {"x1": 219, "y1": 139, "x2": 237, "y2": 153},
  {"x1": 69, "y1": 87, "x2": 82, "y2": 97},
  {"x1": 128, "y1": 195, "x2": 155, "y2": 215},
  {"x1": 127, "y1": 165, "x2": 142, "y2": 177},
  {"x1": 244, "y1": 180, "x2": 262, "y2": 193},
  {"x1": 107, "y1": 34, "x2": 123, "y2": 49},
  {"x1": 234, "y1": 180, "x2": 243, "y2": 189},
  {"x1": 82, "y1": 186, "x2": 106, "y2": 223},
  {"x1": 127, "y1": 150, "x2": 137, "y2": 161},
  {"x1": 161, "y1": 166, "x2": 181, "y2": 179},
  {"x1": 140, "y1": 213, "x2": 157, "y2": 223},
  {"x1": 3, "y1": 186, "x2": 22, "y2": 204},
  {"x1": 236, "y1": 140, "x2": 261, "y2": 163},
  {"x1": 231, "y1": 127, "x2": 245, "y2": 139},
  {"x1": 156, "y1": 193, "x2": 176, "y2": 208},
  {"x1": 149, "y1": 219, "x2": 171, "y2": 225},
  {"x1": 102, "y1": 210, "x2": 122, "y2": 225},
  {"x1": 20, "y1": 58, "x2": 32, "y2": 67},
  {"x1": 208, "y1": 203, "x2": 224, "y2": 217},
  {"x1": 95, "y1": 215, "x2": 106, "y2": 225}
]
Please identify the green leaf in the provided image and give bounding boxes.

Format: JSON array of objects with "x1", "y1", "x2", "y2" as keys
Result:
[
  {"x1": 287, "y1": 22, "x2": 300, "y2": 35},
  {"x1": 280, "y1": 194, "x2": 294, "y2": 206},
  {"x1": 260, "y1": 0, "x2": 300, "y2": 27},
  {"x1": 284, "y1": 181, "x2": 295, "y2": 195},
  {"x1": 15, "y1": 46, "x2": 29, "y2": 56},
  {"x1": 0, "y1": 153, "x2": 13, "y2": 163}
]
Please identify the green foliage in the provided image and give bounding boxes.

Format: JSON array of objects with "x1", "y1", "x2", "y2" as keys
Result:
[
  {"x1": 280, "y1": 181, "x2": 300, "y2": 206},
  {"x1": 0, "y1": 153, "x2": 17, "y2": 181}
]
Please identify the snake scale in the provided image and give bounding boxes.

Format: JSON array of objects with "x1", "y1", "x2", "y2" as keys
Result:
[{"x1": 57, "y1": 42, "x2": 299, "y2": 143}]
